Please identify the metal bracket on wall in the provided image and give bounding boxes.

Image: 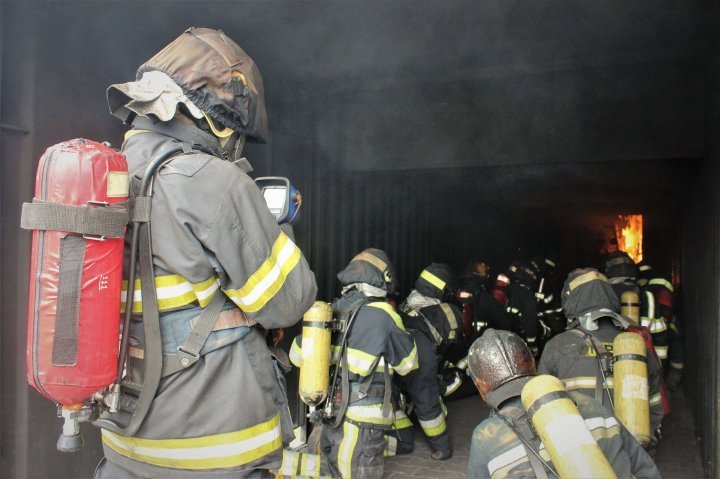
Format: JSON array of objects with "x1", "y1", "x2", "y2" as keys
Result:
[{"x1": 1, "y1": 123, "x2": 30, "y2": 135}]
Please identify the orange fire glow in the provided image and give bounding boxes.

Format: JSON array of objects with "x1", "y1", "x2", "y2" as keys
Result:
[{"x1": 615, "y1": 215, "x2": 643, "y2": 263}]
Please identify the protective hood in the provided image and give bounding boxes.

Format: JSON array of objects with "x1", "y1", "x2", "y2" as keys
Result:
[
  {"x1": 572, "y1": 309, "x2": 630, "y2": 331},
  {"x1": 402, "y1": 289, "x2": 441, "y2": 312},
  {"x1": 561, "y1": 268, "x2": 620, "y2": 320},
  {"x1": 337, "y1": 248, "x2": 396, "y2": 295},
  {"x1": 414, "y1": 263, "x2": 457, "y2": 300},
  {"x1": 107, "y1": 71, "x2": 205, "y2": 124},
  {"x1": 135, "y1": 27, "x2": 268, "y2": 142}
]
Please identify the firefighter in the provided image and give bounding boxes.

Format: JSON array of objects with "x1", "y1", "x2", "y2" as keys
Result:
[
  {"x1": 394, "y1": 263, "x2": 462, "y2": 460},
  {"x1": 537, "y1": 268, "x2": 665, "y2": 448},
  {"x1": 505, "y1": 261, "x2": 541, "y2": 355},
  {"x1": 529, "y1": 255, "x2": 565, "y2": 346},
  {"x1": 640, "y1": 263, "x2": 684, "y2": 388},
  {"x1": 605, "y1": 252, "x2": 669, "y2": 371},
  {"x1": 459, "y1": 259, "x2": 512, "y2": 341},
  {"x1": 466, "y1": 329, "x2": 661, "y2": 478},
  {"x1": 291, "y1": 248, "x2": 419, "y2": 479},
  {"x1": 96, "y1": 28, "x2": 324, "y2": 478}
]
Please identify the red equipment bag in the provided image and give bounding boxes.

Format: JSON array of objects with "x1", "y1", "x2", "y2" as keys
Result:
[{"x1": 22, "y1": 139, "x2": 129, "y2": 407}]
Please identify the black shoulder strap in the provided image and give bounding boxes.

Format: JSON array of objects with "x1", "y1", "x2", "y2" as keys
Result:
[
  {"x1": 329, "y1": 298, "x2": 367, "y2": 427},
  {"x1": 498, "y1": 408, "x2": 557, "y2": 479},
  {"x1": 571, "y1": 329, "x2": 614, "y2": 409}
]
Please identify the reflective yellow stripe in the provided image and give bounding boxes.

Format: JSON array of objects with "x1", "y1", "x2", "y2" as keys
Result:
[
  {"x1": 124, "y1": 129, "x2": 152, "y2": 140},
  {"x1": 655, "y1": 346, "x2": 668, "y2": 359},
  {"x1": 121, "y1": 274, "x2": 220, "y2": 313},
  {"x1": 650, "y1": 393, "x2": 662, "y2": 406},
  {"x1": 338, "y1": 421, "x2": 360, "y2": 478},
  {"x1": 367, "y1": 302, "x2": 405, "y2": 330},
  {"x1": 289, "y1": 338, "x2": 302, "y2": 367},
  {"x1": 224, "y1": 232, "x2": 301, "y2": 313},
  {"x1": 420, "y1": 269, "x2": 446, "y2": 291},
  {"x1": 419, "y1": 414, "x2": 447, "y2": 437},
  {"x1": 346, "y1": 404, "x2": 392, "y2": 426},
  {"x1": 393, "y1": 343, "x2": 418, "y2": 376},
  {"x1": 351, "y1": 251, "x2": 388, "y2": 274},
  {"x1": 670, "y1": 361, "x2": 684, "y2": 370},
  {"x1": 568, "y1": 271, "x2": 608, "y2": 291},
  {"x1": 101, "y1": 413, "x2": 281, "y2": 470},
  {"x1": 345, "y1": 348, "x2": 383, "y2": 376},
  {"x1": 648, "y1": 278, "x2": 674, "y2": 292},
  {"x1": 278, "y1": 449, "x2": 301, "y2": 476},
  {"x1": 393, "y1": 408, "x2": 412, "y2": 429},
  {"x1": 441, "y1": 303, "x2": 458, "y2": 336}
]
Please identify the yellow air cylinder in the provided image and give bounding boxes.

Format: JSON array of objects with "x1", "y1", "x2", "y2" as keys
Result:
[
  {"x1": 620, "y1": 290, "x2": 641, "y2": 325},
  {"x1": 522, "y1": 375, "x2": 617, "y2": 479},
  {"x1": 613, "y1": 332, "x2": 651, "y2": 445},
  {"x1": 299, "y1": 301, "x2": 333, "y2": 406}
]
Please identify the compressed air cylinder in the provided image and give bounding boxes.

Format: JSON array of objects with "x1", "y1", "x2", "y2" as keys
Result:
[
  {"x1": 613, "y1": 332, "x2": 651, "y2": 445},
  {"x1": 522, "y1": 375, "x2": 617, "y2": 479},
  {"x1": 620, "y1": 291, "x2": 641, "y2": 325},
  {"x1": 299, "y1": 301, "x2": 333, "y2": 406}
]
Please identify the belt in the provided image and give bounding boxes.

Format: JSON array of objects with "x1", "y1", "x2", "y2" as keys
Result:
[{"x1": 190, "y1": 307, "x2": 257, "y2": 331}]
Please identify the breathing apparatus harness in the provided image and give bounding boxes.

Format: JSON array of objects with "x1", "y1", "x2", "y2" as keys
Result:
[
  {"x1": 570, "y1": 327, "x2": 616, "y2": 411},
  {"x1": 497, "y1": 406, "x2": 559, "y2": 479},
  {"x1": 321, "y1": 296, "x2": 393, "y2": 429}
]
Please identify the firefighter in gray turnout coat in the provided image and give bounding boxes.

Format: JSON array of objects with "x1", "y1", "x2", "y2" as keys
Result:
[
  {"x1": 537, "y1": 268, "x2": 665, "y2": 445},
  {"x1": 96, "y1": 28, "x2": 322, "y2": 478}
]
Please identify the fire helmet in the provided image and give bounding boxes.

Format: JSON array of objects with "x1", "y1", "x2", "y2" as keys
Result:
[
  {"x1": 604, "y1": 251, "x2": 638, "y2": 280},
  {"x1": 136, "y1": 27, "x2": 268, "y2": 142},
  {"x1": 561, "y1": 268, "x2": 628, "y2": 330},
  {"x1": 508, "y1": 261, "x2": 537, "y2": 289},
  {"x1": 414, "y1": 263, "x2": 457, "y2": 300},
  {"x1": 467, "y1": 329, "x2": 536, "y2": 408},
  {"x1": 337, "y1": 248, "x2": 397, "y2": 295}
]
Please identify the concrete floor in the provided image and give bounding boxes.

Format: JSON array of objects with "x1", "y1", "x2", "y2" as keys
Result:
[{"x1": 384, "y1": 388, "x2": 705, "y2": 478}]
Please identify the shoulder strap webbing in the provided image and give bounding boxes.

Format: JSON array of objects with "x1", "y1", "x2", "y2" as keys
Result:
[
  {"x1": 571, "y1": 329, "x2": 614, "y2": 409},
  {"x1": 414, "y1": 309, "x2": 443, "y2": 345},
  {"x1": 330, "y1": 299, "x2": 366, "y2": 428},
  {"x1": 498, "y1": 409, "x2": 556, "y2": 479},
  {"x1": 161, "y1": 290, "x2": 228, "y2": 377}
]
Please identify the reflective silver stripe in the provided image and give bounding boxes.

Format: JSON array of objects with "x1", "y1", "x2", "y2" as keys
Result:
[
  {"x1": 584, "y1": 416, "x2": 620, "y2": 431},
  {"x1": 488, "y1": 444, "x2": 527, "y2": 476},
  {"x1": 393, "y1": 343, "x2": 418, "y2": 376},
  {"x1": 338, "y1": 421, "x2": 359, "y2": 478},
  {"x1": 346, "y1": 348, "x2": 386, "y2": 375},
  {"x1": 646, "y1": 291, "x2": 655, "y2": 320},
  {"x1": 386, "y1": 435, "x2": 397, "y2": 457},
  {"x1": 655, "y1": 346, "x2": 668, "y2": 359},
  {"x1": 419, "y1": 413, "x2": 446, "y2": 436}
]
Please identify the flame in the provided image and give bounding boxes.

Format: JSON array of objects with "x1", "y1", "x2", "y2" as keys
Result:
[{"x1": 615, "y1": 215, "x2": 643, "y2": 263}]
